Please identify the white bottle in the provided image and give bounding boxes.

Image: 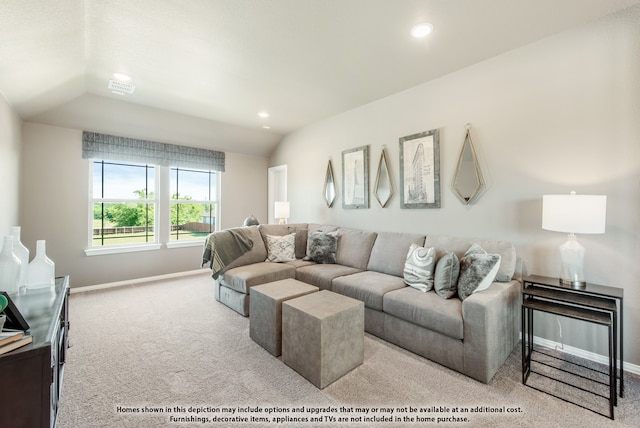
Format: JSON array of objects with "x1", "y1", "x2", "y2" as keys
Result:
[
  {"x1": 11, "y1": 226, "x2": 29, "y2": 288},
  {"x1": 27, "y1": 240, "x2": 55, "y2": 290},
  {"x1": 0, "y1": 235, "x2": 21, "y2": 295}
]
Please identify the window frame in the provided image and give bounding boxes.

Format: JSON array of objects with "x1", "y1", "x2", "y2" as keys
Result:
[
  {"x1": 85, "y1": 161, "x2": 221, "y2": 255},
  {"x1": 85, "y1": 160, "x2": 161, "y2": 256},
  {"x1": 166, "y1": 167, "x2": 219, "y2": 248}
]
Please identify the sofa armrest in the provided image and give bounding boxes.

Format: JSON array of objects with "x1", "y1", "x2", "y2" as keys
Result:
[{"x1": 461, "y1": 280, "x2": 521, "y2": 383}]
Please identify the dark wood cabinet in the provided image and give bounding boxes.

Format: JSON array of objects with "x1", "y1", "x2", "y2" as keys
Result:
[{"x1": 0, "y1": 276, "x2": 70, "y2": 428}]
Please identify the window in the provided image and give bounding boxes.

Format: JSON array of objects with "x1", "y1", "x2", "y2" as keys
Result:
[
  {"x1": 83, "y1": 131, "x2": 225, "y2": 254},
  {"x1": 91, "y1": 161, "x2": 157, "y2": 247},
  {"x1": 170, "y1": 167, "x2": 217, "y2": 242}
]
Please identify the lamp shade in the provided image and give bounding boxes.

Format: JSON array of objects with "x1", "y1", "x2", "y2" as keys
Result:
[
  {"x1": 274, "y1": 201, "x2": 290, "y2": 219},
  {"x1": 542, "y1": 193, "x2": 606, "y2": 234}
]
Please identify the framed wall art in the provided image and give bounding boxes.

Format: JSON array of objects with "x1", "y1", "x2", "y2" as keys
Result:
[
  {"x1": 342, "y1": 145, "x2": 369, "y2": 209},
  {"x1": 399, "y1": 129, "x2": 440, "y2": 208}
]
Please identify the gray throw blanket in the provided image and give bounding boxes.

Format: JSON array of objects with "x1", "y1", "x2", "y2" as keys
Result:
[{"x1": 202, "y1": 229, "x2": 253, "y2": 279}]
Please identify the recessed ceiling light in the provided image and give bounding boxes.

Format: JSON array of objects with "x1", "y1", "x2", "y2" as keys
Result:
[
  {"x1": 410, "y1": 23, "x2": 434, "y2": 38},
  {"x1": 262, "y1": 126, "x2": 271, "y2": 129},
  {"x1": 258, "y1": 112, "x2": 269, "y2": 118},
  {"x1": 108, "y1": 80, "x2": 135, "y2": 94}
]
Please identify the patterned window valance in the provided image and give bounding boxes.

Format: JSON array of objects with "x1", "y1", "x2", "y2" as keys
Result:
[{"x1": 82, "y1": 131, "x2": 225, "y2": 172}]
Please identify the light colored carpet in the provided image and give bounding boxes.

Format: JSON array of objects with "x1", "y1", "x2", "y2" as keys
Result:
[{"x1": 58, "y1": 272, "x2": 640, "y2": 427}]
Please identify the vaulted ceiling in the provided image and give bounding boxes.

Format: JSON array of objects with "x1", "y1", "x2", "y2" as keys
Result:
[{"x1": 1, "y1": 0, "x2": 637, "y2": 155}]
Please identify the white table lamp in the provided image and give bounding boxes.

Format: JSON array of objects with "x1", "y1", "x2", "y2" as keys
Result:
[
  {"x1": 542, "y1": 192, "x2": 606, "y2": 287},
  {"x1": 274, "y1": 201, "x2": 290, "y2": 225}
]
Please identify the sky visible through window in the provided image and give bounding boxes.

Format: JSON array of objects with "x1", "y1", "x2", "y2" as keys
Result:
[
  {"x1": 93, "y1": 161, "x2": 154, "y2": 199},
  {"x1": 93, "y1": 162, "x2": 216, "y2": 201},
  {"x1": 171, "y1": 168, "x2": 216, "y2": 201}
]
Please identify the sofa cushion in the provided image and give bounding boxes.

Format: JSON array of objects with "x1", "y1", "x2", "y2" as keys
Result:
[
  {"x1": 367, "y1": 232, "x2": 425, "y2": 277},
  {"x1": 424, "y1": 235, "x2": 516, "y2": 282},
  {"x1": 434, "y1": 252, "x2": 460, "y2": 299},
  {"x1": 332, "y1": 271, "x2": 406, "y2": 311},
  {"x1": 307, "y1": 231, "x2": 338, "y2": 263},
  {"x1": 258, "y1": 223, "x2": 290, "y2": 237},
  {"x1": 335, "y1": 228, "x2": 377, "y2": 269},
  {"x1": 457, "y1": 244, "x2": 501, "y2": 301},
  {"x1": 259, "y1": 223, "x2": 308, "y2": 259},
  {"x1": 285, "y1": 259, "x2": 316, "y2": 269},
  {"x1": 288, "y1": 226, "x2": 308, "y2": 259},
  {"x1": 383, "y1": 287, "x2": 464, "y2": 340},
  {"x1": 220, "y1": 262, "x2": 295, "y2": 294},
  {"x1": 403, "y1": 243, "x2": 436, "y2": 292},
  {"x1": 265, "y1": 233, "x2": 296, "y2": 262},
  {"x1": 295, "y1": 264, "x2": 362, "y2": 291},
  {"x1": 307, "y1": 224, "x2": 339, "y2": 234}
]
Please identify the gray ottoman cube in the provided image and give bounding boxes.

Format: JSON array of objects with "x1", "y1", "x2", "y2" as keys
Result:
[
  {"x1": 250, "y1": 279, "x2": 318, "y2": 356},
  {"x1": 282, "y1": 290, "x2": 364, "y2": 389}
]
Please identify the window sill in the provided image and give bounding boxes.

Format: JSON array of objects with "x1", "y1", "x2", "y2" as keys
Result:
[
  {"x1": 85, "y1": 244, "x2": 162, "y2": 256},
  {"x1": 166, "y1": 239, "x2": 205, "y2": 249}
]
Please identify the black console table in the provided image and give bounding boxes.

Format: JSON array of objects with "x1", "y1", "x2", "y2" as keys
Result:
[
  {"x1": 521, "y1": 275, "x2": 623, "y2": 419},
  {"x1": 0, "y1": 276, "x2": 70, "y2": 428}
]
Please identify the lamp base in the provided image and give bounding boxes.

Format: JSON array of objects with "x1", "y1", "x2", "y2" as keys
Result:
[
  {"x1": 559, "y1": 234, "x2": 586, "y2": 288},
  {"x1": 278, "y1": 218, "x2": 286, "y2": 225},
  {"x1": 559, "y1": 278, "x2": 586, "y2": 289}
]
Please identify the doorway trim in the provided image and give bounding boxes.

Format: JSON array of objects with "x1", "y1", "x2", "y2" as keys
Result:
[{"x1": 268, "y1": 164, "x2": 287, "y2": 224}]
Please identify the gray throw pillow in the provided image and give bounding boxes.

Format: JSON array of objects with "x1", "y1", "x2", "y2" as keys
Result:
[
  {"x1": 457, "y1": 244, "x2": 501, "y2": 301},
  {"x1": 307, "y1": 231, "x2": 338, "y2": 264},
  {"x1": 304, "y1": 226, "x2": 339, "y2": 260},
  {"x1": 403, "y1": 243, "x2": 436, "y2": 292},
  {"x1": 434, "y1": 251, "x2": 460, "y2": 299}
]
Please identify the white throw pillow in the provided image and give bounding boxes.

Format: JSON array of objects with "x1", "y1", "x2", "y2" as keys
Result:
[
  {"x1": 403, "y1": 243, "x2": 436, "y2": 292},
  {"x1": 265, "y1": 233, "x2": 296, "y2": 262}
]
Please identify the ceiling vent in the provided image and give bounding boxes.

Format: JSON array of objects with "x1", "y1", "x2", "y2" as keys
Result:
[{"x1": 108, "y1": 79, "x2": 136, "y2": 94}]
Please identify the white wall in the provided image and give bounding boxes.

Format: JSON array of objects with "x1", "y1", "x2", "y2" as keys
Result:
[
  {"x1": 270, "y1": 6, "x2": 640, "y2": 365},
  {"x1": 0, "y1": 93, "x2": 22, "y2": 238},
  {"x1": 220, "y1": 151, "x2": 269, "y2": 227},
  {"x1": 20, "y1": 122, "x2": 268, "y2": 288}
]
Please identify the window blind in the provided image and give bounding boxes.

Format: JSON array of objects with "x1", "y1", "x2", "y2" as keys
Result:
[{"x1": 82, "y1": 131, "x2": 225, "y2": 172}]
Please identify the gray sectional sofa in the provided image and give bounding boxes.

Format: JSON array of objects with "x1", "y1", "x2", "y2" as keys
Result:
[{"x1": 209, "y1": 223, "x2": 521, "y2": 383}]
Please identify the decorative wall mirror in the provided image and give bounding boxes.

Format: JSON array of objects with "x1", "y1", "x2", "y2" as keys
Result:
[
  {"x1": 323, "y1": 160, "x2": 336, "y2": 207},
  {"x1": 374, "y1": 147, "x2": 394, "y2": 207},
  {"x1": 452, "y1": 124, "x2": 485, "y2": 205}
]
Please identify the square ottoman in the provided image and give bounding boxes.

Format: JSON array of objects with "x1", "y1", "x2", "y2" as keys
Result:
[
  {"x1": 250, "y1": 279, "x2": 318, "y2": 356},
  {"x1": 282, "y1": 290, "x2": 364, "y2": 389}
]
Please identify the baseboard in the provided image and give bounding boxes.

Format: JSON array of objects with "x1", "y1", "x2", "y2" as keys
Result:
[
  {"x1": 70, "y1": 269, "x2": 211, "y2": 294},
  {"x1": 530, "y1": 334, "x2": 640, "y2": 376}
]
